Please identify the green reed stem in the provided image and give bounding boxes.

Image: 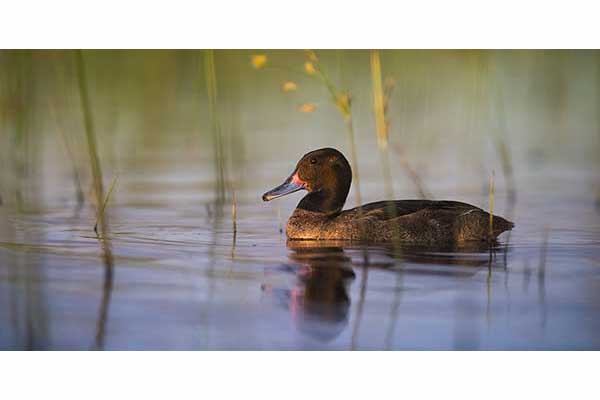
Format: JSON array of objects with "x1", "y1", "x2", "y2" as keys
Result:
[
  {"x1": 492, "y1": 83, "x2": 517, "y2": 207},
  {"x1": 488, "y1": 171, "x2": 495, "y2": 238},
  {"x1": 231, "y1": 189, "x2": 237, "y2": 234},
  {"x1": 479, "y1": 52, "x2": 517, "y2": 208},
  {"x1": 74, "y1": 50, "x2": 115, "y2": 350},
  {"x1": 392, "y1": 147, "x2": 430, "y2": 200},
  {"x1": 372, "y1": 50, "x2": 429, "y2": 201},
  {"x1": 204, "y1": 50, "x2": 226, "y2": 204},
  {"x1": 75, "y1": 50, "x2": 105, "y2": 212},
  {"x1": 370, "y1": 50, "x2": 394, "y2": 200},
  {"x1": 94, "y1": 175, "x2": 118, "y2": 236},
  {"x1": 371, "y1": 50, "x2": 404, "y2": 248}
]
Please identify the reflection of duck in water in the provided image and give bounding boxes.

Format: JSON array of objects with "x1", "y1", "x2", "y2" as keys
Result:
[
  {"x1": 381, "y1": 241, "x2": 505, "y2": 270},
  {"x1": 262, "y1": 242, "x2": 355, "y2": 342},
  {"x1": 262, "y1": 240, "x2": 507, "y2": 342}
]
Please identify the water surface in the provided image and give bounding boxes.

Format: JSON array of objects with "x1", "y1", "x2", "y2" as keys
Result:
[{"x1": 1, "y1": 165, "x2": 598, "y2": 350}]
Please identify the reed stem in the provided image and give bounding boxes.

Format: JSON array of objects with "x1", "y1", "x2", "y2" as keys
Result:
[
  {"x1": 371, "y1": 50, "x2": 404, "y2": 246},
  {"x1": 370, "y1": 50, "x2": 394, "y2": 200},
  {"x1": 204, "y1": 50, "x2": 226, "y2": 204},
  {"x1": 392, "y1": 144, "x2": 430, "y2": 199},
  {"x1": 231, "y1": 189, "x2": 237, "y2": 234},
  {"x1": 488, "y1": 171, "x2": 495, "y2": 238},
  {"x1": 277, "y1": 204, "x2": 283, "y2": 234},
  {"x1": 372, "y1": 50, "x2": 429, "y2": 200},
  {"x1": 94, "y1": 175, "x2": 118, "y2": 236},
  {"x1": 74, "y1": 50, "x2": 115, "y2": 350},
  {"x1": 75, "y1": 50, "x2": 104, "y2": 211}
]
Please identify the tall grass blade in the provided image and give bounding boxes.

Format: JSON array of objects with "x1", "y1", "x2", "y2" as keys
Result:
[
  {"x1": 204, "y1": 50, "x2": 226, "y2": 205},
  {"x1": 350, "y1": 265, "x2": 369, "y2": 350},
  {"x1": 94, "y1": 175, "x2": 118, "y2": 236},
  {"x1": 488, "y1": 171, "x2": 495, "y2": 238},
  {"x1": 392, "y1": 143, "x2": 430, "y2": 199},
  {"x1": 74, "y1": 50, "x2": 104, "y2": 211},
  {"x1": 373, "y1": 51, "x2": 429, "y2": 200},
  {"x1": 371, "y1": 50, "x2": 388, "y2": 152},
  {"x1": 371, "y1": 50, "x2": 394, "y2": 199},
  {"x1": 74, "y1": 50, "x2": 115, "y2": 350}
]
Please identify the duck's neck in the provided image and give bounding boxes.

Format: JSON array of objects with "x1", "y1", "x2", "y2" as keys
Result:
[{"x1": 297, "y1": 187, "x2": 349, "y2": 215}]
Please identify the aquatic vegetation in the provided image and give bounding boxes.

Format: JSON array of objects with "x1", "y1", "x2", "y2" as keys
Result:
[
  {"x1": 304, "y1": 61, "x2": 316, "y2": 75},
  {"x1": 370, "y1": 50, "x2": 393, "y2": 198},
  {"x1": 250, "y1": 54, "x2": 268, "y2": 69},
  {"x1": 371, "y1": 50, "x2": 401, "y2": 245},
  {"x1": 473, "y1": 52, "x2": 517, "y2": 207},
  {"x1": 391, "y1": 143, "x2": 430, "y2": 199},
  {"x1": 204, "y1": 50, "x2": 227, "y2": 204},
  {"x1": 302, "y1": 50, "x2": 363, "y2": 206},
  {"x1": 74, "y1": 49, "x2": 115, "y2": 350},
  {"x1": 350, "y1": 266, "x2": 368, "y2": 350},
  {"x1": 94, "y1": 175, "x2": 118, "y2": 236},
  {"x1": 490, "y1": 72, "x2": 517, "y2": 207},
  {"x1": 231, "y1": 189, "x2": 237, "y2": 235},
  {"x1": 281, "y1": 81, "x2": 297, "y2": 92},
  {"x1": 74, "y1": 50, "x2": 105, "y2": 219},
  {"x1": 298, "y1": 102, "x2": 316, "y2": 113},
  {"x1": 538, "y1": 227, "x2": 550, "y2": 328},
  {"x1": 0, "y1": 50, "x2": 598, "y2": 351},
  {"x1": 488, "y1": 171, "x2": 495, "y2": 239},
  {"x1": 369, "y1": 51, "x2": 430, "y2": 199}
]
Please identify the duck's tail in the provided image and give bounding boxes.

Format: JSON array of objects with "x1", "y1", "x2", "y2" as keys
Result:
[
  {"x1": 457, "y1": 208, "x2": 514, "y2": 241},
  {"x1": 490, "y1": 214, "x2": 515, "y2": 237}
]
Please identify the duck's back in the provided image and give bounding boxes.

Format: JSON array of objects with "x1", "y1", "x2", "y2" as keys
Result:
[{"x1": 287, "y1": 200, "x2": 514, "y2": 243}]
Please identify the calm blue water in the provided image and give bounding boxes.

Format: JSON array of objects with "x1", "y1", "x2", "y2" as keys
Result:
[{"x1": 1, "y1": 165, "x2": 599, "y2": 350}]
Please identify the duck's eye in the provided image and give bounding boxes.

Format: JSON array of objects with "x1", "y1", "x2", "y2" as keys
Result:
[{"x1": 310, "y1": 158, "x2": 317, "y2": 165}]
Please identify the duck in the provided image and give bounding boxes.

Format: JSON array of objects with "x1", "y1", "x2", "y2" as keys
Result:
[{"x1": 262, "y1": 147, "x2": 514, "y2": 244}]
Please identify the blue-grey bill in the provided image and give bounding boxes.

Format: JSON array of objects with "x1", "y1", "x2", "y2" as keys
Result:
[{"x1": 262, "y1": 178, "x2": 304, "y2": 201}]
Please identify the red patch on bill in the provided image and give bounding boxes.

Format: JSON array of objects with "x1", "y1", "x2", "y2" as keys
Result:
[{"x1": 291, "y1": 173, "x2": 305, "y2": 186}]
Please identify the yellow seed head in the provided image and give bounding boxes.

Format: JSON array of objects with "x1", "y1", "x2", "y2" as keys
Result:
[
  {"x1": 335, "y1": 93, "x2": 351, "y2": 117},
  {"x1": 298, "y1": 103, "x2": 316, "y2": 113},
  {"x1": 281, "y1": 81, "x2": 298, "y2": 92},
  {"x1": 251, "y1": 55, "x2": 268, "y2": 69},
  {"x1": 304, "y1": 62, "x2": 317, "y2": 75}
]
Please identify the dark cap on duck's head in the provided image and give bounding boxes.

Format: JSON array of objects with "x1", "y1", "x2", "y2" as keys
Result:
[{"x1": 262, "y1": 148, "x2": 352, "y2": 214}]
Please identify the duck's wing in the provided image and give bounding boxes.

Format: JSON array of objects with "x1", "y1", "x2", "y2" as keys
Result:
[
  {"x1": 350, "y1": 200, "x2": 481, "y2": 220},
  {"x1": 346, "y1": 200, "x2": 514, "y2": 239}
]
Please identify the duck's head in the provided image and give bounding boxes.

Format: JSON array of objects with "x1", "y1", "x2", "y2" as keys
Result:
[{"x1": 262, "y1": 147, "x2": 352, "y2": 214}]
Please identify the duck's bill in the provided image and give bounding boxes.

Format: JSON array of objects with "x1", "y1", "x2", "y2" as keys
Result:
[{"x1": 262, "y1": 174, "x2": 305, "y2": 201}]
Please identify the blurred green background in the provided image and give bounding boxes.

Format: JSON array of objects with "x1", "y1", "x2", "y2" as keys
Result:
[{"x1": 0, "y1": 50, "x2": 599, "y2": 211}]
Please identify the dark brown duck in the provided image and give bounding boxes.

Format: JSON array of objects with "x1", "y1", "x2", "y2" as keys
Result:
[{"x1": 262, "y1": 148, "x2": 514, "y2": 243}]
